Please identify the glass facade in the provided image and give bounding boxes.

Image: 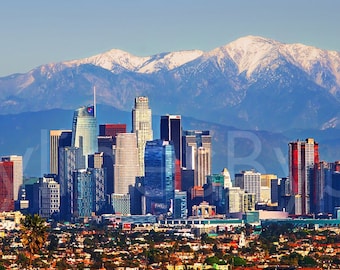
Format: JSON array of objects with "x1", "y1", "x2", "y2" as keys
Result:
[
  {"x1": 144, "y1": 139, "x2": 175, "y2": 216},
  {"x1": 73, "y1": 169, "x2": 93, "y2": 219},
  {"x1": 72, "y1": 105, "x2": 98, "y2": 168}
]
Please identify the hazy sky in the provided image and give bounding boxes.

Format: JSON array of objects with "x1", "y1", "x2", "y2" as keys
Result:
[{"x1": 1, "y1": 0, "x2": 339, "y2": 77}]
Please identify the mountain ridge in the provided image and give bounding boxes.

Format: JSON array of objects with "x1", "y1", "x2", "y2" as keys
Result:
[{"x1": 0, "y1": 35, "x2": 339, "y2": 132}]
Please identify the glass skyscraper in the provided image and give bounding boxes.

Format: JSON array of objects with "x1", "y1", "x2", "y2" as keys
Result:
[
  {"x1": 144, "y1": 139, "x2": 175, "y2": 216},
  {"x1": 72, "y1": 105, "x2": 98, "y2": 168}
]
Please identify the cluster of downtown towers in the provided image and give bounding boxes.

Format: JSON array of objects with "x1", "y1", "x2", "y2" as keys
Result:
[
  {"x1": 16, "y1": 96, "x2": 340, "y2": 221},
  {"x1": 48, "y1": 96, "x2": 213, "y2": 221}
]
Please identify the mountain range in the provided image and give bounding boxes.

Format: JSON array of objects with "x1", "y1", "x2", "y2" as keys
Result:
[{"x1": 0, "y1": 35, "x2": 339, "y2": 177}]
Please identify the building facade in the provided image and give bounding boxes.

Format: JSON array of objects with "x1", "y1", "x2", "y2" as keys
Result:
[
  {"x1": 58, "y1": 146, "x2": 84, "y2": 221},
  {"x1": 1, "y1": 155, "x2": 23, "y2": 202},
  {"x1": 144, "y1": 139, "x2": 175, "y2": 216},
  {"x1": 0, "y1": 161, "x2": 14, "y2": 212},
  {"x1": 160, "y1": 115, "x2": 182, "y2": 190},
  {"x1": 289, "y1": 138, "x2": 319, "y2": 215},
  {"x1": 235, "y1": 170, "x2": 261, "y2": 203},
  {"x1": 38, "y1": 174, "x2": 60, "y2": 219},
  {"x1": 182, "y1": 130, "x2": 212, "y2": 187},
  {"x1": 132, "y1": 96, "x2": 153, "y2": 176},
  {"x1": 49, "y1": 130, "x2": 72, "y2": 175},
  {"x1": 113, "y1": 133, "x2": 139, "y2": 195},
  {"x1": 72, "y1": 105, "x2": 98, "y2": 168}
]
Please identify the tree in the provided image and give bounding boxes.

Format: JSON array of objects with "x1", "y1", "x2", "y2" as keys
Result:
[{"x1": 20, "y1": 214, "x2": 48, "y2": 266}]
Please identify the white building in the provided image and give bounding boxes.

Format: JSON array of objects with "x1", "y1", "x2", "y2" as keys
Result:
[
  {"x1": 132, "y1": 96, "x2": 153, "y2": 176},
  {"x1": 39, "y1": 175, "x2": 60, "y2": 219},
  {"x1": 114, "y1": 133, "x2": 139, "y2": 194},
  {"x1": 235, "y1": 170, "x2": 261, "y2": 203}
]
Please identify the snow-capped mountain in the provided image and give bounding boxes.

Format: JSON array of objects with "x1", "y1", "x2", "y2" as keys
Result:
[
  {"x1": 0, "y1": 35, "x2": 339, "y2": 132},
  {"x1": 65, "y1": 48, "x2": 204, "y2": 73}
]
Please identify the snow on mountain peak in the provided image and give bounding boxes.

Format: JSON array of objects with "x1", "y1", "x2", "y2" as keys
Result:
[
  {"x1": 65, "y1": 48, "x2": 203, "y2": 74},
  {"x1": 220, "y1": 35, "x2": 282, "y2": 77},
  {"x1": 138, "y1": 50, "x2": 204, "y2": 73}
]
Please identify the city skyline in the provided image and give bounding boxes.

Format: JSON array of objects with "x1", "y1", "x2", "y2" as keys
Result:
[{"x1": 0, "y1": 0, "x2": 339, "y2": 77}]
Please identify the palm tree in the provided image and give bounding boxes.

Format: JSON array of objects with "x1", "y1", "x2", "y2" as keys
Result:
[{"x1": 20, "y1": 214, "x2": 48, "y2": 267}]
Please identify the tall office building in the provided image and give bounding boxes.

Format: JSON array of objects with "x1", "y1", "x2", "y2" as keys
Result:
[
  {"x1": 73, "y1": 169, "x2": 93, "y2": 219},
  {"x1": 1, "y1": 155, "x2": 23, "y2": 201},
  {"x1": 58, "y1": 146, "x2": 84, "y2": 220},
  {"x1": 132, "y1": 96, "x2": 153, "y2": 176},
  {"x1": 0, "y1": 161, "x2": 14, "y2": 212},
  {"x1": 289, "y1": 138, "x2": 319, "y2": 215},
  {"x1": 113, "y1": 133, "x2": 139, "y2": 195},
  {"x1": 235, "y1": 170, "x2": 261, "y2": 203},
  {"x1": 160, "y1": 115, "x2": 182, "y2": 190},
  {"x1": 72, "y1": 105, "x2": 98, "y2": 168},
  {"x1": 38, "y1": 174, "x2": 60, "y2": 219},
  {"x1": 88, "y1": 152, "x2": 111, "y2": 199},
  {"x1": 144, "y1": 139, "x2": 175, "y2": 216},
  {"x1": 182, "y1": 130, "x2": 212, "y2": 187},
  {"x1": 49, "y1": 130, "x2": 72, "y2": 175}
]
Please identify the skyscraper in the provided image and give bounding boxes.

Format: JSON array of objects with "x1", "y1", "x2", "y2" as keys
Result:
[
  {"x1": 289, "y1": 138, "x2": 319, "y2": 215},
  {"x1": 0, "y1": 161, "x2": 14, "y2": 212},
  {"x1": 113, "y1": 133, "x2": 139, "y2": 195},
  {"x1": 144, "y1": 139, "x2": 175, "y2": 216},
  {"x1": 72, "y1": 105, "x2": 98, "y2": 168},
  {"x1": 182, "y1": 130, "x2": 212, "y2": 187},
  {"x1": 160, "y1": 115, "x2": 182, "y2": 190},
  {"x1": 132, "y1": 96, "x2": 153, "y2": 176},
  {"x1": 1, "y1": 155, "x2": 23, "y2": 202},
  {"x1": 49, "y1": 130, "x2": 72, "y2": 174},
  {"x1": 58, "y1": 146, "x2": 84, "y2": 220}
]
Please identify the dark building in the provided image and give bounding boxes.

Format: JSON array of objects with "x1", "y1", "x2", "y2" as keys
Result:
[
  {"x1": 144, "y1": 139, "x2": 175, "y2": 216},
  {"x1": 160, "y1": 115, "x2": 182, "y2": 190},
  {"x1": 99, "y1": 124, "x2": 126, "y2": 138}
]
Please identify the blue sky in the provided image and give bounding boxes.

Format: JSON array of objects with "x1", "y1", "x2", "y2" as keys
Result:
[{"x1": 0, "y1": 0, "x2": 339, "y2": 77}]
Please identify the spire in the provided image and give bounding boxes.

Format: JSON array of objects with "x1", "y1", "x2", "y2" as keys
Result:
[{"x1": 93, "y1": 85, "x2": 96, "y2": 117}]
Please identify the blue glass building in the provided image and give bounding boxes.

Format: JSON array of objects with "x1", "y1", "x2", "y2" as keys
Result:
[
  {"x1": 144, "y1": 139, "x2": 175, "y2": 216},
  {"x1": 58, "y1": 146, "x2": 84, "y2": 221},
  {"x1": 72, "y1": 105, "x2": 98, "y2": 168}
]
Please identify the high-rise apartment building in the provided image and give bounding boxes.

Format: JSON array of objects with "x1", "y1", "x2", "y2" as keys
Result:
[
  {"x1": 1, "y1": 155, "x2": 23, "y2": 201},
  {"x1": 289, "y1": 138, "x2": 319, "y2": 215},
  {"x1": 144, "y1": 139, "x2": 175, "y2": 216},
  {"x1": 235, "y1": 170, "x2": 261, "y2": 203},
  {"x1": 132, "y1": 96, "x2": 153, "y2": 176},
  {"x1": 49, "y1": 130, "x2": 72, "y2": 175},
  {"x1": 113, "y1": 133, "x2": 139, "y2": 195},
  {"x1": 182, "y1": 130, "x2": 211, "y2": 187},
  {"x1": 0, "y1": 161, "x2": 14, "y2": 212},
  {"x1": 72, "y1": 105, "x2": 98, "y2": 168}
]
